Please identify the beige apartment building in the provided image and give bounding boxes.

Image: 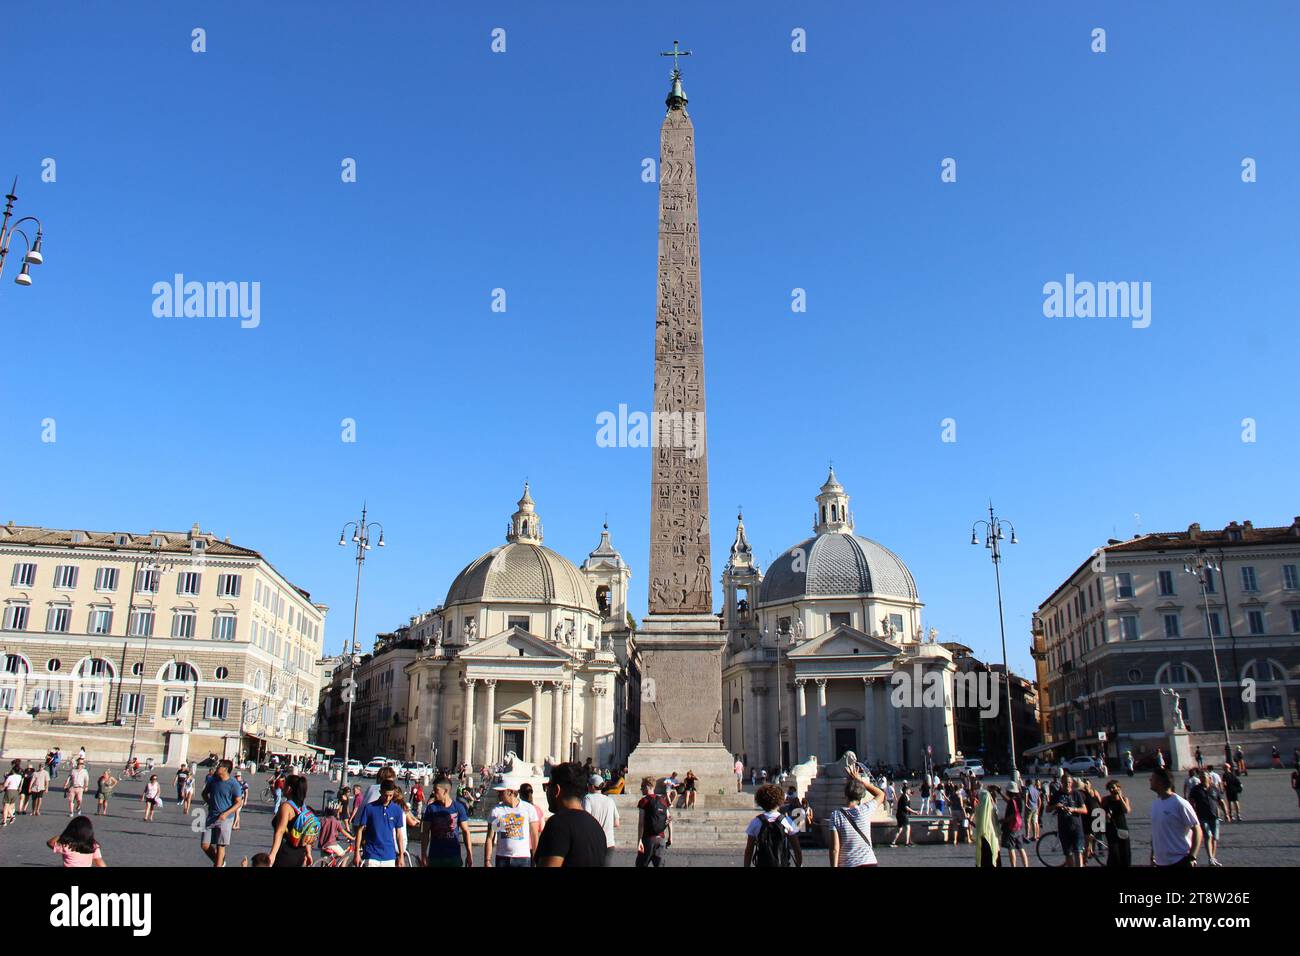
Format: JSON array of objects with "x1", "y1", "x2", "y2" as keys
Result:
[
  {"x1": 0, "y1": 521, "x2": 328, "y2": 766},
  {"x1": 1035, "y1": 517, "x2": 1300, "y2": 766}
]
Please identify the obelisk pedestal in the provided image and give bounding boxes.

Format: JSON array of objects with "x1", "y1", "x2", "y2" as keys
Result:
[{"x1": 626, "y1": 49, "x2": 736, "y2": 798}]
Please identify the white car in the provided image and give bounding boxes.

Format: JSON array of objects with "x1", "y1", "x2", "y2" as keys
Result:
[
  {"x1": 399, "y1": 761, "x2": 428, "y2": 780},
  {"x1": 943, "y1": 759, "x2": 985, "y2": 780},
  {"x1": 343, "y1": 759, "x2": 363, "y2": 776},
  {"x1": 1060, "y1": 756, "x2": 1107, "y2": 777},
  {"x1": 361, "y1": 758, "x2": 389, "y2": 778}
]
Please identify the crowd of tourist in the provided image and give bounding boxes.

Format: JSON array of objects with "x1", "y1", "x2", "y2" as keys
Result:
[{"x1": 0, "y1": 743, "x2": 1287, "y2": 868}]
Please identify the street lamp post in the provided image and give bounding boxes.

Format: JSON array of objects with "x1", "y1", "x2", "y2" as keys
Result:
[
  {"x1": 970, "y1": 502, "x2": 1020, "y2": 783},
  {"x1": 338, "y1": 505, "x2": 384, "y2": 794},
  {"x1": 127, "y1": 555, "x2": 171, "y2": 764},
  {"x1": 0, "y1": 178, "x2": 47, "y2": 290},
  {"x1": 1184, "y1": 552, "x2": 1233, "y2": 762}
]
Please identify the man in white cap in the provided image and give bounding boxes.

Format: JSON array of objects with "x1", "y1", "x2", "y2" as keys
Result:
[
  {"x1": 485, "y1": 779, "x2": 538, "y2": 867},
  {"x1": 582, "y1": 773, "x2": 620, "y2": 866}
]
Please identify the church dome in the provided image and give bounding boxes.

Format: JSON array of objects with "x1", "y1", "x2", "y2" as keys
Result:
[
  {"x1": 443, "y1": 484, "x2": 599, "y2": 612},
  {"x1": 758, "y1": 470, "x2": 918, "y2": 604},
  {"x1": 759, "y1": 532, "x2": 918, "y2": 604}
]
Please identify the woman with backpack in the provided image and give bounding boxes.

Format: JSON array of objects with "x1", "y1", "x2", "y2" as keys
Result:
[
  {"x1": 268, "y1": 774, "x2": 318, "y2": 867},
  {"x1": 743, "y1": 783, "x2": 802, "y2": 868},
  {"x1": 999, "y1": 784, "x2": 1028, "y2": 867}
]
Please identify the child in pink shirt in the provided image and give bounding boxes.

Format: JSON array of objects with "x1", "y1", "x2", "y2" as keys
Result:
[{"x1": 47, "y1": 815, "x2": 107, "y2": 867}]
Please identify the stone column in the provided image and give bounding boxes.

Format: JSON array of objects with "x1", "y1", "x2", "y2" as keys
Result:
[
  {"x1": 750, "y1": 686, "x2": 767, "y2": 768},
  {"x1": 530, "y1": 681, "x2": 544, "y2": 765},
  {"x1": 795, "y1": 680, "x2": 808, "y2": 763},
  {"x1": 861, "y1": 677, "x2": 872, "y2": 762},
  {"x1": 461, "y1": 678, "x2": 476, "y2": 768},
  {"x1": 787, "y1": 682, "x2": 799, "y2": 765},
  {"x1": 892, "y1": 682, "x2": 904, "y2": 766},
  {"x1": 590, "y1": 682, "x2": 609, "y2": 765},
  {"x1": 816, "y1": 679, "x2": 830, "y2": 762},
  {"x1": 550, "y1": 680, "x2": 564, "y2": 762},
  {"x1": 482, "y1": 679, "x2": 497, "y2": 765},
  {"x1": 561, "y1": 682, "x2": 573, "y2": 763},
  {"x1": 426, "y1": 669, "x2": 442, "y2": 766},
  {"x1": 873, "y1": 678, "x2": 888, "y2": 765}
]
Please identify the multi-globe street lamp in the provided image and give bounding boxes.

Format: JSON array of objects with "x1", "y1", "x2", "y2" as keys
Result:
[
  {"x1": 338, "y1": 505, "x2": 384, "y2": 793},
  {"x1": 1184, "y1": 552, "x2": 1233, "y2": 763},
  {"x1": 0, "y1": 178, "x2": 46, "y2": 289},
  {"x1": 970, "y1": 503, "x2": 1020, "y2": 783}
]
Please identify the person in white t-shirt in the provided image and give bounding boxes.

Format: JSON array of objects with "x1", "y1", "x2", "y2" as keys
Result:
[
  {"x1": 734, "y1": 757, "x2": 744, "y2": 793},
  {"x1": 2, "y1": 768, "x2": 23, "y2": 825},
  {"x1": 744, "y1": 784, "x2": 802, "y2": 867},
  {"x1": 485, "y1": 784, "x2": 539, "y2": 867},
  {"x1": 1149, "y1": 768, "x2": 1202, "y2": 867},
  {"x1": 65, "y1": 760, "x2": 90, "y2": 817},
  {"x1": 582, "y1": 774, "x2": 620, "y2": 866}
]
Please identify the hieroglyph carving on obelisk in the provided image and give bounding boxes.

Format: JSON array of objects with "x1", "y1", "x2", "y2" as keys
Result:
[{"x1": 648, "y1": 58, "x2": 712, "y2": 616}]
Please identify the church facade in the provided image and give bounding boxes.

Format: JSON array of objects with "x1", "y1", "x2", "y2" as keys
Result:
[
  {"x1": 721, "y1": 470, "x2": 957, "y2": 772},
  {"x1": 403, "y1": 485, "x2": 634, "y2": 770}
]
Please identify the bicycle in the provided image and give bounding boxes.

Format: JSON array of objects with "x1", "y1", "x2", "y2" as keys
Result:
[
  {"x1": 260, "y1": 784, "x2": 277, "y2": 806},
  {"x1": 1035, "y1": 823, "x2": 1108, "y2": 867}
]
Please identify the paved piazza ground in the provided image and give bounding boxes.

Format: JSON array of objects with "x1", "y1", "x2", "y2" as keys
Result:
[{"x1": 1, "y1": 767, "x2": 1297, "y2": 867}]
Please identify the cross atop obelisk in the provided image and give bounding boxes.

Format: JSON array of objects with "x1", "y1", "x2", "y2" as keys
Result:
[{"x1": 659, "y1": 40, "x2": 691, "y2": 111}]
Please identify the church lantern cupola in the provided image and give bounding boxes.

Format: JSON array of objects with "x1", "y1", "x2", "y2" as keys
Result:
[
  {"x1": 813, "y1": 466, "x2": 854, "y2": 534},
  {"x1": 506, "y1": 482, "x2": 543, "y2": 544}
]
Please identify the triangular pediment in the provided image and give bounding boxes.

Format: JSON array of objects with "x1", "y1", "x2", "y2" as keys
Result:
[
  {"x1": 787, "y1": 623, "x2": 901, "y2": 659},
  {"x1": 455, "y1": 626, "x2": 572, "y2": 661}
]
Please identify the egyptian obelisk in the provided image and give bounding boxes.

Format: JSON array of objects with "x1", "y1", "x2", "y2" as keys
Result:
[{"x1": 626, "y1": 43, "x2": 736, "y2": 796}]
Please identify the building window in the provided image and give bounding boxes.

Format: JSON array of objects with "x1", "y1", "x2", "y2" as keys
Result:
[
  {"x1": 94, "y1": 567, "x2": 119, "y2": 592},
  {"x1": 1116, "y1": 573, "x2": 1134, "y2": 599},
  {"x1": 75, "y1": 690, "x2": 102, "y2": 715},
  {"x1": 254, "y1": 580, "x2": 262, "y2": 603},
  {"x1": 53, "y1": 565, "x2": 78, "y2": 590},
  {"x1": 89, "y1": 608, "x2": 113, "y2": 635},
  {"x1": 507, "y1": 615, "x2": 529, "y2": 630},
  {"x1": 171, "y1": 612, "x2": 196, "y2": 639},
  {"x1": 136, "y1": 569, "x2": 160, "y2": 593},
  {"x1": 176, "y1": 572, "x2": 201, "y2": 597},
  {"x1": 162, "y1": 695, "x2": 186, "y2": 718},
  {"x1": 46, "y1": 658, "x2": 61, "y2": 673},
  {"x1": 830, "y1": 612, "x2": 852, "y2": 629},
  {"x1": 1119, "y1": 615, "x2": 1140, "y2": 641},
  {"x1": 1248, "y1": 610, "x2": 1265, "y2": 635},
  {"x1": 204, "y1": 697, "x2": 229, "y2": 721},
  {"x1": 1241, "y1": 567, "x2": 1258, "y2": 592},
  {"x1": 10, "y1": 563, "x2": 36, "y2": 587},
  {"x1": 889, "y1": 613, "x2": 904, "y2": 635},
  {"x1": 2, "y1": 654, "x2": 25, "y2": 675},
  {"x1": 1163, "y1": 614, "x2": 1181, "y2": 638},
  {"x1": 129, "y1": 609, "x2": 154, "y2": 637},
  {"x1": 1158, "y1": 570, "x2": 1175, "y2": 596},
  {"x1": 3, "y1": 604, "x2": 29, "y2": 631},
  {"x1": 1168, "y1": 664, "x2": 1188, "y2": 683},
  {"x1": 212, "y1": 615, "x2": 237, "y2": 641},
  {"x1": 119, "y1": 693, "x2": 141, "y2": 716},
  {"x1": 1291, "y1": 608, "x2": 1300, "y2": 634},
  {"x1": 131, "y1": 662, "x2": 143, "y2": 676},
  {"x1": 1127, "y1": 668, "x2": 1142, "y2": 683},
  {"x1": 1204, "y1": 570, "x2": 1217, "y2": 594},
  {"x1": 215, "y1": 666, "x2": 229, "y2": 680},
  {"x1": 1257, "y1": 695, "x2": 1283, "y2": 719},
  {"x1": 1130, "y1": 699, "x2": 1146, "y2": 722},
  {"x1": 0, "y1": 687, "x2": 14, "y2": 710},
  {"x1": 1284, "y1": 565, "x2": 1299, "y2": 591},
  {"x1": 216, "y1": 574, "x2": 241, "y2": 598},
  {"x1": 165, "y1": 661, "x2": 197, "y2": 682},
  {"x1": 1208, "y1": 612, "x2": 1222, "y2": 637},
  {"x1": 78, "y1": 658, "x2": 111, "y2": 678},
  {"x1": 47, "y1": 607, "x2": 72, "y2": 633}
]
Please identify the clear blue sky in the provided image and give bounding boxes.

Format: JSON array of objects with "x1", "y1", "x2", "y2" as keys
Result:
[{"x1": 4, "y1": 2, "x2": 1297, "y2": 675}]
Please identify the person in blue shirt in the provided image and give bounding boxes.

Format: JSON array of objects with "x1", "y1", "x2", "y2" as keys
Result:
[
  {"x1": 200, "y1": 760, "x2": 245, "y2": 868},
  {"x1": 354, "y1": 780, "x2": 406, "y2": 867},
  {"x1": 421, "y1": 777, "x2": 472, "y2": 868}
]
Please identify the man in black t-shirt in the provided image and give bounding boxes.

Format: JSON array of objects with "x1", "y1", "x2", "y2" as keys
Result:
[
  {"x1": 535, "y1": 762, "x2": 608, "y2": 867},
  {"x1": 1049, "y1": 775, "x2": 1087, "y2": 867}
]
